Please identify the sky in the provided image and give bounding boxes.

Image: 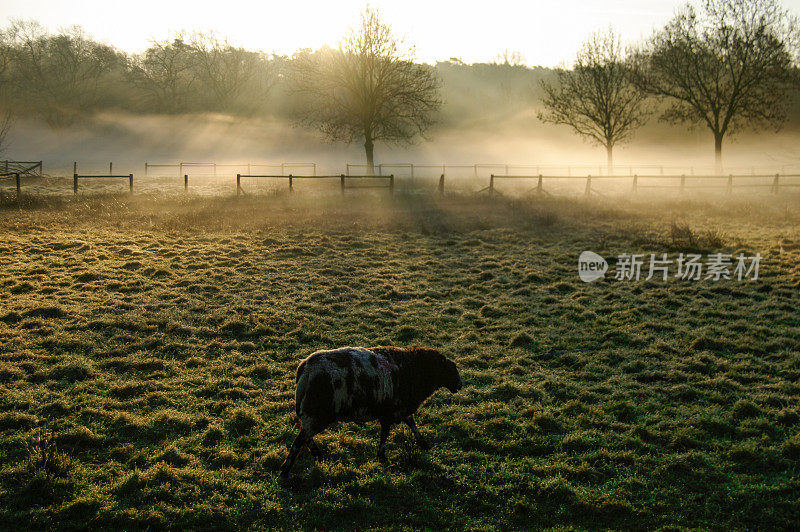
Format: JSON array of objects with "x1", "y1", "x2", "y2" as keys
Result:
[{"x1": 1, "y1": 0, "x2": 800, "y2": 66}]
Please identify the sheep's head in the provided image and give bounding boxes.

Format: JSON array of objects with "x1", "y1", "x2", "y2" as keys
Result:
[{"x1": 417, "y1": 347, "x2": 462, "y2": 393}]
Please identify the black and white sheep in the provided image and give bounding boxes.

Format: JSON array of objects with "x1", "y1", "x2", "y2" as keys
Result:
[{"x1": 280, "y1": 346, "x2": 462, "y2": 476}]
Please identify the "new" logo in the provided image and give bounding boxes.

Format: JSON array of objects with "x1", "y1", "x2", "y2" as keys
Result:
[{"x1": 578, "y1": 251, "x2": 607, "y2": 283}]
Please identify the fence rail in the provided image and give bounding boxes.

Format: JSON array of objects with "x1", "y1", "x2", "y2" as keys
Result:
[
  {"x1": 488, "y1": 173, "x2": 800, "y2": 196},
  {"x1": 145, "y1": 162, "x2": 316, "y2": 177},
  {"x1": 10, "y1": 160, "x2": 800, "y2": 197},
  {"x1": 73, "y1": 173, "x2": 134, "y2": 194},
  {"x1": 236, "y1": 174, "x2": 393, "y2": 195},
  {"x1": 0, "y1": 172, "x2": 21, "y2": 195},
  {"x1": 2, "y1": 160, "x2": 42, "y2": 177},
  {"x1": 347, "y1": 162, "x2": 800, "y2": 178}
]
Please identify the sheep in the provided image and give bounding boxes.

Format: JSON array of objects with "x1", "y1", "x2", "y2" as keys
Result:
[{"x1": 279, "y1": 346, "x2": 462, "y2": 477}]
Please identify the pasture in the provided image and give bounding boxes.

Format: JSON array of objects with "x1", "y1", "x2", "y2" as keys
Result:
[{"x1": 0, "y1": 191, "x2": 799, "y2": 530}]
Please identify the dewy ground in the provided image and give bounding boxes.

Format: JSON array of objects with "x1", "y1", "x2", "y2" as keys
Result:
[{"x1": 0, "y1": 192, "x2": 798, "y2": 530}]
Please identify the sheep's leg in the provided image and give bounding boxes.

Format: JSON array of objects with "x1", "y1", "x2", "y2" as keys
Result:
[
  {"x1": 308, "y1": 439, "x2": 323, "y2": 460},
  {"x1": 280, "y1": 428, "x2": 308, "y2": 477},
  {"x1": 377, "y1": 420, "x2": 392, "y2": 462},
  {"x1": 404, "y1": 415, "x2": 430, "y2": 450}
]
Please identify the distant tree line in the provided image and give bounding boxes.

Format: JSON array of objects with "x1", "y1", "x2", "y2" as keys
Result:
[
  {"x1": 0, "y1": 20, "x2": 278, "y2": 126},
  {"x1": 0, "y1": 0, "x2": 797, "y2": 170},
  {"x1": 540, "y1": 0, "x2": 799, "y2": 173}
]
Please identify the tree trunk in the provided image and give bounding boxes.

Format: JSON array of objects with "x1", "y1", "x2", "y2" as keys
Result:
[
  {"x1": 606, "y1": 144, "x2": 614, "y2": 176},
  {"x1": 714, "y1": 132, "x2": 723, "y2": 175},
  {"x1": 364, "y1": 137, "x2": 375, "y2": 175}
]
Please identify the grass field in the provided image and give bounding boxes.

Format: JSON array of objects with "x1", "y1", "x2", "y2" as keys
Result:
[{"x1": 1, "y1": 191, "x2": 799, "y2": 530}]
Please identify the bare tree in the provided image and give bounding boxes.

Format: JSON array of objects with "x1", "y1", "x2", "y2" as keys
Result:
[
  {"x1": 4, "y1": 20, "x2": 121, "y2": 126},
  {"x1": 0, "y1": 33, "x2": 13, "y2": 155},
  {"x1": 633, "y1": 0, "x2": 798, "y2": 173},
  {"x1": 128, "y1": 35, "x2": 196, "y2": 113},
  {"x1": 188, "y1": 33, "x2": 266, "y2": 112},
  {"x1": 290, "y1": 8, "x2": 441, "y2": 173},
  {"x1": 495, "y1": 49, "x2": 526, "y2": 67},
  {"x1": 539, "y1": 29, "x2": 650, "y2": 174}
]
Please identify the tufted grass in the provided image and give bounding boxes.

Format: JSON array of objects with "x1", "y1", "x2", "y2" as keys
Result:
[{"x1": 1, "y1": 191, "x2": 799, "y2": 529}]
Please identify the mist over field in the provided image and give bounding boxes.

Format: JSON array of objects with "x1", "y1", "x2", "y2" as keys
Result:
[{"x1": 9, "y1": 110, "x2": 800, "y2": 176}]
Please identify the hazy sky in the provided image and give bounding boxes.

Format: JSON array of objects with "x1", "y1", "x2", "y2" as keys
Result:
[{"x1": 2, "y1": 0, "x2": 800, "y2": 66}]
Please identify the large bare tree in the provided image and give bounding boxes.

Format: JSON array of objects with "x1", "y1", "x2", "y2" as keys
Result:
[
  {"x1": 188, "y1": 33, "x2": 267, "y2": 112},
  {"x1": 633, "y1": 0, "x2": 797, "y2": 173},
  {"x1": 290, "y1": 8, "x2": 441, "y2": 173},
  {"x1": 538, "y1": 29, "x2": 650, "y2": 174},
  {"x1": 128, "y1": 35, "x2": 196, "y2": 113}
]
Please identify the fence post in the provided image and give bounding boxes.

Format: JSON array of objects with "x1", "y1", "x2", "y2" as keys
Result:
[
  {"x1": 389, "y1": 174, "x2": 395, "y2": 195},
  {"x1": 3, "y1": 160, "x2": 6, "y2": 173},
  {"x1": 73, "y1": 173, "x2": 78, "y2": 194},
  {"x1": 184, "y1": 174, "x2": 188, "y2": 192},
  {"x1": 109, "y1": 162, "x2": 113, "y2": 174},
  {"x1": 15, "y1": 173, "x2": 20, "y2": 195},
  {"x1": 489, "y1": 174, "x2": 495, "y2": 195},
  {"x1": 726, "y1": 174, "x2": 733, "y2": 194},
  {"x1": 632, "y1": 174, "x2": 638, "y2": 193},
  {"x1": 289, "y1": 174, "x2": 293, "y2": 192},
  {"x1": 73, "y1": 161, "x2": 77, "y2": 176},
  {"x1": 772, "y1": 173, "x2": 779, "y2": 194},
  {"x1": 129, "y1": 174, "x2": 133, "y2": 193},
  {"x1": 438, "y1": 174, "x2": 445, "y2": 196},
  {"x1": 680, "y1": 174, "x2": 686, "y2": 193},
  {"x1": 585, "y1": 175, "x2": 592, "y2": 196},
  {"x1": 237, "y1": 174, "x2": 241, "y2": 195},
  {"x1": 340, "y1": 174, "x2": 345, "y2": 194},
  {"x1": 537, "y1": 174, "x2": 543, "y2": 194}
]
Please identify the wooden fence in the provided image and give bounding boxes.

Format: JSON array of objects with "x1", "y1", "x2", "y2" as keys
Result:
[
  {"x1": 1, "y1": 160, "x2": 42, "y2": 177},
  {"x1": 236, "y1": 174, "x2": 394, "y2": 195},
  {"x1": 7, "y1": 159, "x2": 800, "y2": 197},
  {"x1": 487, "y1": 173, "x2": 800, "y2": 196},
  {"x1": 73, "y1": 173, "x2": 134, "y2": 194},
  {"x1": 0, "y1": 172, "x2": 21, "y2": 195},
  {"x1": 145, "y1": 162, "x2": 316, "y2": 177},
  {"x1": 348, "y1": 162, "x2": 800, "y2": 178}
]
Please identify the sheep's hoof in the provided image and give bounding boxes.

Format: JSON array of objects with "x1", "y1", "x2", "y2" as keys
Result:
[
  {"x1": 417, "y1": 439, "x2": 431, "y2": 451},
  {"x1": 279, "y1": 463, "x2": 291, "y2": 478},
  {"x1": 377, "y1": 451, "x2": 387, "y2": 462}
]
